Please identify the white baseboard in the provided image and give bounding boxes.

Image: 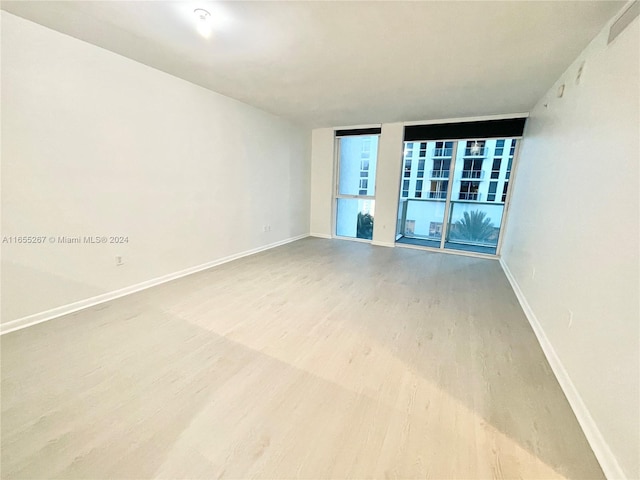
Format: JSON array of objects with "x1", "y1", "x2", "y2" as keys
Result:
[
  {"x1": 499, "y1": 258, "x2": 626, "y2": 480},
  {"x1": 309, "y1": 233, "x2": 332, "y2": 239},
  {"x1": 0, "y1": 234, "x2": 309, "y2": 336},
  {"x1": 371, "y1": 240, "x2": 395, "y2": 248}
]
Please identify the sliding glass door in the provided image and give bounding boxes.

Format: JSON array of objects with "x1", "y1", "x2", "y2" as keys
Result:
[
  {"x1": 396, "y1": 137, "x2": 518, "y2": 255},
  {"x1": 335, "y1": 134, "x2": 379, "y2": 240},
  {"x1": 397, "y1": 141, "x2": 453, "y2": 248}
]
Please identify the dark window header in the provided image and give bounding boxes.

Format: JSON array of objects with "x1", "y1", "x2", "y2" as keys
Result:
[
  {"x1": 335, "y1": 127, "x2": 382, "y2": 137},
  {"x1": 404, "y1": 118, "x2": 526, "y2": 142}
]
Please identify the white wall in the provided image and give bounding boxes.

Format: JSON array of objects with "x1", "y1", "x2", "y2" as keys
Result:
[
  {"x1": 1, "y1": 12, "x2": 311, "y2": 324},
  {"x1": 309, "y1": 128, "x2": 334, "y2": 238},
  {"x1": 309, "y1": 123, "x2": 403, "y2": 244},
  {"x1": 372, "y1": 123, "x2": 403, "y2": 247},
  {"x1": 501, "y1": 9, "x2": 639, "y2": 479}
]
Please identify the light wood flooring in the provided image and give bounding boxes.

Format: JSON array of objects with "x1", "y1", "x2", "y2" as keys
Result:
[{"x1": 1, "y1": 238, "x2": 604, "y2": 479}]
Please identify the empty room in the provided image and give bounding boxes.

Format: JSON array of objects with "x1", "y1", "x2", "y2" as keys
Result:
[{"x1": 1, "y1": 1, "x2": 638, "y2": 479}]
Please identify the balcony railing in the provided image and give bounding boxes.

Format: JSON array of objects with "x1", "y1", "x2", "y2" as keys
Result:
[
  {"x1": 428, "y1": 191, "x2": 447, "y2": 199},
  {"x1": 458, "y1": 192, "x2": 481, "y2": 201},
  {"x1": 463, "y1": 147, "x2": 487, "y2": 157},
  {"x1": 433, "y1": 148, "x2": 453, "y2": 157},
  {"x1": 461, "y1": 170, "x2": 484, "y2": 179},
  {"x1": 429, "y1": 169, "x2": 450, "y2": 178}
]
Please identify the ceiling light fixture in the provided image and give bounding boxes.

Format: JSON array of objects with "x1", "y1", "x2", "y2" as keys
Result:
[
  {"x1": 194, "y1": 8, "x2": 210, "y2": 21},
  {"x1": 194, "y1": 8, "x2": 212, "y2": 38}
]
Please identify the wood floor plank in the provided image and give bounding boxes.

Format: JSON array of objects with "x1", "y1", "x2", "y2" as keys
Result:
[{"x1": 1, "y1": 238, "x2": 604, "y2": 479}]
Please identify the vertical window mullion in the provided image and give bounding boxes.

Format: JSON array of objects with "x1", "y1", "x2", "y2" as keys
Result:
[{"x1": 439, "y1": 141, "x2": 459, "y2": 249}]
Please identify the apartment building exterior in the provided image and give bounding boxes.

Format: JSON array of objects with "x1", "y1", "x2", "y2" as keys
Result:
[
  {"x1": 397, "y1": 137, "x2": 517, "y2": 245},
  {"x1": 334, "y1": 134, "x2": 517, "y2": 249},
  {"x1": 401, "y1": 138, "x2": 516, "y2": 205}
]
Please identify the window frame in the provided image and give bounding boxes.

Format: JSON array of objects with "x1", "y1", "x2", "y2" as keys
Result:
[{"x1": 333, "y1": 132, "x2": 381, "y2": 242}]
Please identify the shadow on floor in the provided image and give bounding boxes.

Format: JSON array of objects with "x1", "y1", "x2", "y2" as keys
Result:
[{"x1": 1, "y1": 237, "x2": 604, "y2": 479}]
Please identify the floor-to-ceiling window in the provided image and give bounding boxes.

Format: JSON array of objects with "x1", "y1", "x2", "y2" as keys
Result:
[
  {"x1": 334, "y1": 129, "x2": 380, "y2": 240},
  {"x1": 395, "y1": 119, "x2": 524, "y2": 255},
  {"x1": 396, "y1": 141, "x2": 451, "y2": 249}
]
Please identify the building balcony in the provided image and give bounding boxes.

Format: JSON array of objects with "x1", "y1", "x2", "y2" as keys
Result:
[
  {"x1": 462, "y1": 147, "x2": 487, "y2": 157},
  {"x1": 461, "y1": 170, "x2": 485, "y2": 179},
  {"x1": 458, "y1": 192, "x2": 481, "y2": 201},
  {"x1": 427, "y1": 191, "x2": 447, "y2": 200},
  {"x1": 429, "y1": 170, "x2": 450, "y2": 178},
  {"x1": 433, "y1": 148, "x2": 453, "y2": 157}
]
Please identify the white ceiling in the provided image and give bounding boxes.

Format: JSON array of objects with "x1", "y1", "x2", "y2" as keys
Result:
[{"x1": 1, "y1": 1, "x2": 625, "y2": 128}]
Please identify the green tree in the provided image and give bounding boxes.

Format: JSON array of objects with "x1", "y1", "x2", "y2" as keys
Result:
[
  {"x1": 454, "y1": 210, "x2": 494, "y2": 242},
  {"x1": 357, "y1": 212, "x2": 374, "y2": 240}
]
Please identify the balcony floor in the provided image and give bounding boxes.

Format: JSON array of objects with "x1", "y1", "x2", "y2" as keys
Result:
[{"x1": 396, "y1": 236, "x2": 497, "y2": 255}]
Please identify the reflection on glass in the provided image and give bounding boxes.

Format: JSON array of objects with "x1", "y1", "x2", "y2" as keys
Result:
[{"x1": 336, "y1": 199, "x2": 375, "y2": 240}]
